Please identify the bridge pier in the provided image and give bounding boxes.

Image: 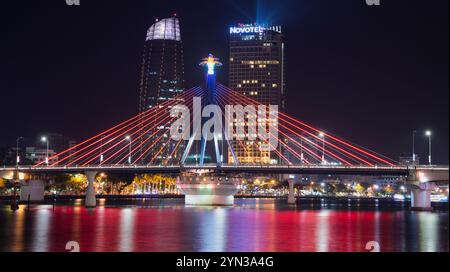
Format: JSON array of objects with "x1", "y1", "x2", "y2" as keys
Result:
[
  {"x1": 411, "y1": 187, "x2": 432, "y2": 211},
  {"x1": 288, "y1": 179, "x2": 296, "y2": 204},
  {"x1": 85, "y1": 171, "x2": 97, "y2": 208},
  {"x1": 408, "y1": 170, "x2": 436, "y2": 211},
  {"x1": 20, "y1": 180, "x2": 45, "y2": 202}
]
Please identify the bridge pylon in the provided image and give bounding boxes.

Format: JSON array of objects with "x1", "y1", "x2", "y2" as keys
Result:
[{"x1": 85, "y1": 171, "x2": 97, "y2": 208}]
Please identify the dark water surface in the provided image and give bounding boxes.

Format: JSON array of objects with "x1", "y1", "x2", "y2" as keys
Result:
[{"x1": 0, "y1": 198, "x2": 448, "y2": 252}]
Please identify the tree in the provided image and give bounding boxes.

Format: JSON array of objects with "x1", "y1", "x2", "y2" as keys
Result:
[{"x1": 354, "y1": 183, "x2": 366, "y2": 195}]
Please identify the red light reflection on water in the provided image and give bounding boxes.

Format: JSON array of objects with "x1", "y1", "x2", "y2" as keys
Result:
[{"x1": 0, "y1": 201, "x2": 447, "y2": 252}]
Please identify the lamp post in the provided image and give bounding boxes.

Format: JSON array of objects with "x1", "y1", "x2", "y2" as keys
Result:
[
  {"x1": 218, "y1": 133, "x2": 223, "y2": 163},
  {"x1": 425, "y1": 130, "x2": 432, "y2": 166},
  {"x1": 300, "y1": 134, "x2": 304, "y2": 164},
  {"x1": 16, "y1": 136, "x2": 23, "y2": 168},
  {"x1": 125, "y1": 135, "x2": 132, "y2": 164},
  {"x1": 41, "y1": 136, "x2": 49, "y2": 165},
  {"x1": 100, "y1": 135, "x2": 104, "y2": 163},
  {"x1": 318, "y1": 132, "x2": 325, "y2": 164},
  {"x1": 412, "y1": 130, "x2": 417, "y2": 163}
]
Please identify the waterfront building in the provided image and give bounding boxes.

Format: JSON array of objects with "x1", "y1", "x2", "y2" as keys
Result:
[{"x1": 228, "y1": 23, "x2": 285, "y2": 164}]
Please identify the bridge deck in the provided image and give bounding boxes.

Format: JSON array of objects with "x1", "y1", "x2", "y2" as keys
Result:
[{"x1": 1, "y1": 164, "x2": 448, "y2": 176}]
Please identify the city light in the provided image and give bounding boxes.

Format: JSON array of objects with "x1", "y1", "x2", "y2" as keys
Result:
[
  {"x1": 41, "y1": 136, "x2": 49, "y2": 165},
  {"x1": 425, "y1": 130, "x2": 432, "y2": 165}
]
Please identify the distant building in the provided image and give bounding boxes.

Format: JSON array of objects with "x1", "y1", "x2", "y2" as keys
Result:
[
  {"x1": 137, "y1": 17, "x2": 185, "y2": 163},
  {"x1": 25, "y1": 147, "x2": 57, "y2": 164},
  {"x1": 399, "y1": 155, "x2": 420, "y2": 166},
  {"x1": 228, "y1": 23, "x2": 285, "y2": 164},
  {"x1": 139, "y1": 16, "x2": 185, "y2": 112}
]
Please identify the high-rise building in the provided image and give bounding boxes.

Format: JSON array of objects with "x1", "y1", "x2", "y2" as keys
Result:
[
  {"x1": 138, "y1": 17, "x2": 185, "y2": 163},
  {"x1": 139, "y1": 17, "x2": 185, "y2": 113},
  {"x1": 228, "y1": 24, "x2": 285, "y2": 164}
]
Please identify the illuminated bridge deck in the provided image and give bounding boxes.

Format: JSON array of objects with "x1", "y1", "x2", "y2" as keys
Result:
[{"x1": 1, "y1": 164, "x2": 448, "y2": 177}]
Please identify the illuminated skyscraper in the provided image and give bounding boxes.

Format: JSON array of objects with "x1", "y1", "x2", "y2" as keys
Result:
[
  {"x1": 138, "y1": 17, "x2": 185, "y2": 163},
  {"x1": 228, "y1": 24, "x2": 285, "y2": 164},
  {"x1": 139, "y1": 17, "x2": 185, "y2": 113}
]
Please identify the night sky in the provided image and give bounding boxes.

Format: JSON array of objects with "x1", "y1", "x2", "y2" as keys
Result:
[{"x1": 1, "y1": 0, "x2": 448, "y2": 164}]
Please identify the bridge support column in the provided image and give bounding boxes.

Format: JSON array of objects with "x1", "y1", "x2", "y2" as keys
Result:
[
  {"x1": 408, "y1": 170, "x2": 435, "y2": 211},
  {"x1": 288, "y1": 179, "x2": 296, "y2": 204},
  {"x1": 85, "y1": 171, "x2": 97, "y2": 208},
  {"x1": 411, "y1": 188, "x2": 432, "y2": 211},
  {"x1": 20, "y1": 180, "x2": 45, "y2": 201}
]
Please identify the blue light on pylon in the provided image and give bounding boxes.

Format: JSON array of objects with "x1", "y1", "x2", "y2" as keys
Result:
[
  {"x1": 200, "y1": 54, "x2": 222, "y2": 75},
  {"x1": 207, "y1": 62, "x2": 215, "y2": 75}
]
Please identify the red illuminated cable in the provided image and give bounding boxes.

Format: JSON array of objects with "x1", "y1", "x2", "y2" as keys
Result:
[
  {"x1": 220, "y1": 85, "x2": 384, "y2": 166},
  {"x1": 216, "y1": 88, "x2": 292, "y2": 164},
  {"x1": 216, "y1": 87, "x2": 293, "y2": 164},
  {"x1": 46, "y1": 87, "x2": 200, "y2": 166},
  {"x1": 279, "y1": 121, "x2": 372, "y2": 165},
  {"x1": 164, "y1": 138, "x2": 184, "y2": 165},
  {"x1": 220, "y1": 84, "x2": 396, "y2": 166},
  {"x1": 224, "y1": 87, "x2": 368, "y2": 165},
  {"x1": 94, "y1": 89, "x2": 201, "y2": 166},
  {"x1": 117, "y1": 93, "x2": 197, "y2": 165},
  {"x1": 132, "y1": 92, "x2": 200, "y2": 164},
  {"x1": 149, "y1": 138, "x2": 174, "y2": 164},
  {"x1": 72, "y1": 88, "x2": 201, "y2": 166},
  {"x1": 73, "y1": 89, "x2": 199, "y2": 166}
]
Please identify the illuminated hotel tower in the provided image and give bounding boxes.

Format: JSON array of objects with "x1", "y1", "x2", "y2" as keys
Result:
[
  {"x1": 139, "y1": 16, "x2": 185, "y2": 113},
  {"x1": 138, "y1": 17, "x2": 185, "y2": 163},
  {"x1": 228, "y1": 24, "x2": 285, "y2": 164}
]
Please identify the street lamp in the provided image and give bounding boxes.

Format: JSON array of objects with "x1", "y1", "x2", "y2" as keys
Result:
[
  {"x1": 425, "y1": 130, "x2": 432, "y2": 166},
  {"x1": 218, "y1": 133, "x2": 223, "y2": 163},
  {"x1": 318, "y1": 132, "x2": 325, "y2": 164},
  {"x1": 16, "y1": 136, "x2": 23, "y2": 168},
  {"x1": 125, "y1": 135, "x2": 132, "y2": 164},
  {"x1": 41, "y1": 136, "x2": 49, "y2": 165},
  {"x1": 412, "y1": 130, "x2": 417, "y2": 163},
  {"x1": 100, "y1": 135, "x2": 105, "y2": 163},
  {"x1": 300, "y1": 135, "x2": 304, "y2": 163}
]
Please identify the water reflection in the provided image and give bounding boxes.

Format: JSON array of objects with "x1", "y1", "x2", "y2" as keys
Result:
[
  {"x1": 0, "y1": 199, "x2": 448, "y2": 252},
  {"x1": 32, "y1": 207, "x2": 50, "y2": 252}
]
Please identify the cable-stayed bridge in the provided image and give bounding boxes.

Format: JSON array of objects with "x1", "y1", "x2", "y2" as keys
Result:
[{"x1": 1, "y1": 55, "x2": 448, "y2": 209}]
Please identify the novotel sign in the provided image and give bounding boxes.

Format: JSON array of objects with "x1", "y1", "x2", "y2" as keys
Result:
[{"x1": 229, "y1": 26, "x2": 266, "y2": 34}]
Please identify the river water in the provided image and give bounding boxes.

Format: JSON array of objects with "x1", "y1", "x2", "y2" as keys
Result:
[{"x1": 0, "y1": 198, "x2": 448, "y2": 252}]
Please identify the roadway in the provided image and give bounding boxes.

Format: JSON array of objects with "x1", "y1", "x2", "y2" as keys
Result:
[{"x1": 1, "y1": 164, "x2": 448, "y2": 177}]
